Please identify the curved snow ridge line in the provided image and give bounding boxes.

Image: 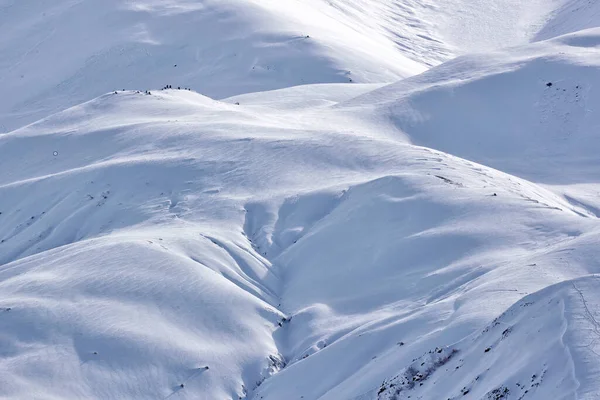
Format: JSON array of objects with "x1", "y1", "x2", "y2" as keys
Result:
[
  {"x1": 243, "y1": 189, "x2": 349, "y2": 260},
  {"x1": 534, "y1": 2, "x2": 600, "y2": 42},
  {"x1": 4, "y1": 90, "x2": 234, "y2": 138},
  {"x1": 0, "y1": 154, "x2": 191, "y2": 189},
  {"x1": 563, "y1": 194, "x2": 600, "y2": 219},
  {"x1": 198, "y1": 234, "x2": 281, "y2": 306},
  {"x1": 336, "y1": 28, "x2": 600, "y2": 191},
  {"x1": 413, "y1": 147, "x2": 590, "y2": 219}
]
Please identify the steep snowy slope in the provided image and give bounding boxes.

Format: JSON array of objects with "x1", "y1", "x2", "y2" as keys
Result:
[{"x1": 2, "y1": 28, "x2": 600, "y2": 399}]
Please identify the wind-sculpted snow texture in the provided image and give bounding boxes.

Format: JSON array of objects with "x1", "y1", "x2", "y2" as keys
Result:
[{"x1": 2, "y1": 1, "x2": 600, "y2": 399}]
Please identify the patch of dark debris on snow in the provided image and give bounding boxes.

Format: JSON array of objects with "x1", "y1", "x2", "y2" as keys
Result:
[
  {"x1": 434, "y1": 175, "x2": 463, "y2": 187},
  {"x1": 255, "y1": 353, "x2": 286, "y2": 389},
  {"x1": 376, "y1": 347, "x2": 457, "y2": 399},
  {"x1": 515, "y1": 367, "x2": 547, "y2": 400},
  {"x1": 485, "y1": 386, "x2": 510, "y2": 399}
]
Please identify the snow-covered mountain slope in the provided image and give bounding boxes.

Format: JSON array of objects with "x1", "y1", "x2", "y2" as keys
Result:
[
  {"x1": 2, "y1": 27, "x2": 600, "y2": 399},
  {"x1": 2, "y1": 0, "x2": 600, "y2": 133},
  {"x1": 536, "y1": 0, "x2": 600, "y2": 41},
  {"x1": 342, "y1": 28, "x2": 600, "y2": 184},
  {"x1": 0, "y1": 0, "x2": 422, "y2": 133}
]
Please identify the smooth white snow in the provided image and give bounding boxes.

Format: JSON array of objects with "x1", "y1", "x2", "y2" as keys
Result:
[
  {"x1": 2, "y1": 2, "x2": 600, "y2": 400},
  {"x1": 3, "y1": 0, "x2": 600, "y2": 133}
]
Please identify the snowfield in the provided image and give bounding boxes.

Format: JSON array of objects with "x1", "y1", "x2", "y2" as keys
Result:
[
  {"x1": 3, "y1": 0, "x2": 600, "y2": 133},
  {"x1": 2, "y1": 1, "x2": 600, "y2": 400}
]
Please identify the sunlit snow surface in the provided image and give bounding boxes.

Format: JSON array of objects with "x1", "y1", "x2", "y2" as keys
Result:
[{"x1": 2, "y1": 1, "x2": 600, "y2": 399}]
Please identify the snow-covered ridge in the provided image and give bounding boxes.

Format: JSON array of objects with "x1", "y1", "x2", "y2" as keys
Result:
[
  {"x1": 3, "y1": 0, "x2": 600, "y2": 133},
  {"x1": 3, "y1": 2, "x2": 600, "y2": 399},
  {"x1": 2, "y1": 27, "x2": 600, "y2": 399}
]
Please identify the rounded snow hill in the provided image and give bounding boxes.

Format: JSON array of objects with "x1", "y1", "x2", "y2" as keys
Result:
[
  {"x1": 2, "y1": 0, "x2": 600, "y2": 133},
  {"x1": 3, "y1": 29, "x2": 600, "y2": 398},
  {"x1": 339, "y1": 28, "x2": 600, "y2": 185},
  {"x1": 3, "y1": 3, "x2": 600, "y2": 399},
  {"x1": 0, "y1": 0, "x2": 422, "y2": 133}
]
